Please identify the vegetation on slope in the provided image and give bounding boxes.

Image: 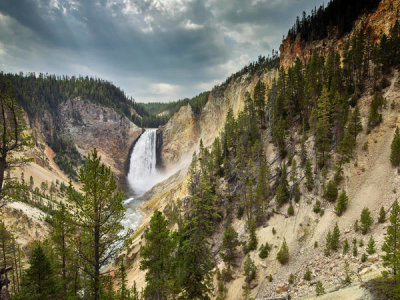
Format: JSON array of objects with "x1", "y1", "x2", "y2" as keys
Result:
[{"x1": 286, "y1": 0, "x2": 382, "y2": 42}]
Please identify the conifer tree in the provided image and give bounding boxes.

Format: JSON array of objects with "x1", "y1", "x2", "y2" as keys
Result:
[
  {"x1": 68, "y1": 149, "x2": 128, "y2": 300},
  {"x1": 277, "y1": 239, "x2": 289, "y2": 265},
  {"x1": 379, "y1": 206, "x2": 386, "y2": 223},
  {"x1": 382, "y1": 200, "x2": 400, "y2": 280},
  {"x1": 116, "y1": 257, "x2": 129, "y2": 300},
  {"x1": 335, "y1": 190, "x2": 349, "y2": 216},
  {"x1": 247, "y1": 219, "x2": 258, "y2": 252},
  {"x1": 177, "y1": 174, "x2": 217, "y2": 299},
  {"x1": 360, "y1": 207, "x2": 373, "y2": 234},
  {"x1": 391, "y1": 127, "x2": 400, "y2": 166},
  {"x1": 18, "y1": 242, "x2": 58, "y2": 299},
  {"x1": 288, "y1": 202, "x2": 294, "y2": 216},
  {"x1": 331, "y1": 223, "x2": 341, "y2": 251},
  {"x1": 272, "y1": 116, "x2": 287, "y2": 158},
  {"x1": 324, "y1": 180, "x2": 338, "y2": 202},
  {"x1": 315, "y1": 87, "x2": 332, "y2": 168},
  {"x1": 49, "y1": 202, "x2": 75, "y2": 299},
  {"x1": 304, "y1": 160, "x2": 314, "y2": 191},
  {"x1": 348, "y1": 106, "x2": 363, "y2": 141},
  {"x1": 243, "y1": 256, "x2": 256, "y2": 285},
  {"x1": 367, "y1": 236, "x2": 376, "y2": 255},
  {"x1": 220, "y1": 226, "x2": 239, "y2": 267},
  {"x1": 140, "y1": 210, "x2": 175, "y2": 300},
  {"x1": 276, "y1": 165, "x2": 289, "y2": 205},
  {"x1": 254, "y1": 80, "x2": 266, "y2": 129},
  {"x1": 343, "y1": 239, "x2": 350, "y2": 254}
]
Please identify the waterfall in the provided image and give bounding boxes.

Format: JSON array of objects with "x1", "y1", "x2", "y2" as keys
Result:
[
  {"x1": 121, "y1": 129, "x2": 160, "y2": 234},
  {"x1": 127, "y1": 128, "x2": 159, "y2": 196}
]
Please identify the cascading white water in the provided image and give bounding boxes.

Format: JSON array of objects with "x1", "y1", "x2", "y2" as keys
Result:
[
  {"x1": 127, "y1": 128, "x2": 159, "y2": 195},
  {"x1": 121, "y1": 129, "x2": 161, "y2": 233}
]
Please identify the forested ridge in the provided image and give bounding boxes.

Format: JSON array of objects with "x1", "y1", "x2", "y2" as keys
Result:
[{"x1": 286, "y1": 0, "x2": 382, "y2": 42}]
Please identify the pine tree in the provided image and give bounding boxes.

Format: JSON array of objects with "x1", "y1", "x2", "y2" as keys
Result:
[
  {"x1": 367, "y1": 236, "x2": 376, "y2": 255},
  {"x1": 288, "y1": 202, "x2": 294, "y2": 216},
  {"x1": 131, "y1": 281, "x2": 139, "y2": 300},
  {"x1": 378, "y1": 206, "x2": 386, "y2": 223},
  {"x1": 277, "y1": 239, "x2": 289, "y2": 264},
  {"x1": 255, "y1": 158, "x2": 269, "y2": 222},
  {"x1": 49, "y1": 202, "x2": 75, "y2": 299},
  {"x1": 343, "y1": 239, "x2": 350, "y2": 254},
  {"x1": 360, "y1": 207, "x2": 373, "y2": 234},
  {"x1": 324, "y1": 180, "x2": 338, "y2": 202},
  {"x1": 348, "y1": 106, "x2": 363, "y2": 141},
  {"x1": 315, "y1": 86, "x2": 332, "y2": 168},
  {"x1": 335, "y1": 190, "x2": 349, "y2": 216},
  {"x1": 247, "y1": 219, "x2": 258, "y2": 252},
  {"x1": 276, "y1": 165, "x2": 289, "y2": 205},
  {"x1": 177, "y1": 174, "x2": 217, "y2": 299},
  {"x1": 304, "y1": 160, "x2": 314, "y2": 191},
  {"x1": 243, "y1": 256, "x2": 256, "y2": 285},
  {"x1": 331, "y1": 223, "x2": 341, "y2": 251},
  {"x1": 140, "y1": 210, "x2": 175, "y2": 300},
  {"x1": 254, "y1": 80, "x2": 266, "y2": 129},
  {"x1": 116, "y1": 257, "x2": 129, "y2": 300},
  {"x1": 272, "y1": 116, "x2": 287, "y2": 158},
  {"x1": 391, "y1": 127, "x2": 400, "y2": 166},
  {"x1": 18, "y1": 242, "x2": 58, "y2": 299},
  {"x1": 68, "y1": 149, "x2": 128, "y2": 300},
  {"x1": 382, "y1": 200, "x2": 400, "y2": 280},
  {"x1": 220, "y1": 226, "x2": 239, "y2": 267}
]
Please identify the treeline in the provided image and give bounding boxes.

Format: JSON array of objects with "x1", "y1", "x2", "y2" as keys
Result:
[
  {"x1": 137, "y1": 91, "x2": 211, "y2": 127},
  {"x1": 0, "y1": 73, "x2": 143, "y2": 122},
  {"x1": 286, "y1": 0, "x2": 381, "y2": 42},
  {"x1": 217, "y1": 53, "x2": 280, "y2": 90}
]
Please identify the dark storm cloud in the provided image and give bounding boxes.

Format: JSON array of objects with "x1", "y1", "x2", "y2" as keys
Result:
[{"x1": 0, "y1": 0, "x2": 324, "y2": 101}]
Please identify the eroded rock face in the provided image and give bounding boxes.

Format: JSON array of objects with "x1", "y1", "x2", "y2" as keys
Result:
[
  {"x1": 280, "y1": 0, "x2": 400, "y2": 69},
  {"x1": 59, "y1": 97, "x2": 142, "y2": 178},
  {"x1": 160, "y1": 104, "x2": 199, "y2": 167},
  {"x1": 160, "y1": 70, "x2": 277, "y2": 169}
]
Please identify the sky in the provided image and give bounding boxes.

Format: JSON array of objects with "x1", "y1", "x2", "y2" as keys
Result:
[{"x1": 0, "y1": 0, "x2": 325, "y2": 102}]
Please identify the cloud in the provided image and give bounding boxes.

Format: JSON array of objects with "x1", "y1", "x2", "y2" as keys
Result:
[
  {"x1": 0, "y1": 0, "x2": 325, "y2": 102},
  {"x1": 149, "y1": 83, "x2": 181, "y2": 95}
]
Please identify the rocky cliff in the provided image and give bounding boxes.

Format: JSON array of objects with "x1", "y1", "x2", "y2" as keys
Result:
[
  {"x1": 58, "y1": 97, "x2": 142, "y2": 178},
  {"x1": 160, "y1": 69, "x2": 278, "y2": 168}
]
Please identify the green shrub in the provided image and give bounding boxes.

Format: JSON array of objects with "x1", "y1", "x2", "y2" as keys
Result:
[
  {"x1": 324, "y1": 180, "x2": 338, "y2": 202},
  {"x1": 316, "y1": 281, "x2": 325, "y2": 296},
  {"x1": 304, "y1": 268, "x2": 312, "y2": 281}
]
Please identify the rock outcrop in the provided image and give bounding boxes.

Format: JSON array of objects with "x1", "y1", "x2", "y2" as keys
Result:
[
  {"x1": 160, "y1": 69, "x2": 278, "y2": 168},
  {"x1": 58, "y1": 97, "x2": 142, "y2": 178},
  {"x1": 280, "y1": 0, "x2": 400, "y2": 69}
]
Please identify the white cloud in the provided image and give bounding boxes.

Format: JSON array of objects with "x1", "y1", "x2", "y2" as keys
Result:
[
  {"x1": 183, "y1": 19, "x2": 204, "y2": 30},
  {"x1": 149, "y1": 83, "x2": 181, "y2": 95}
]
